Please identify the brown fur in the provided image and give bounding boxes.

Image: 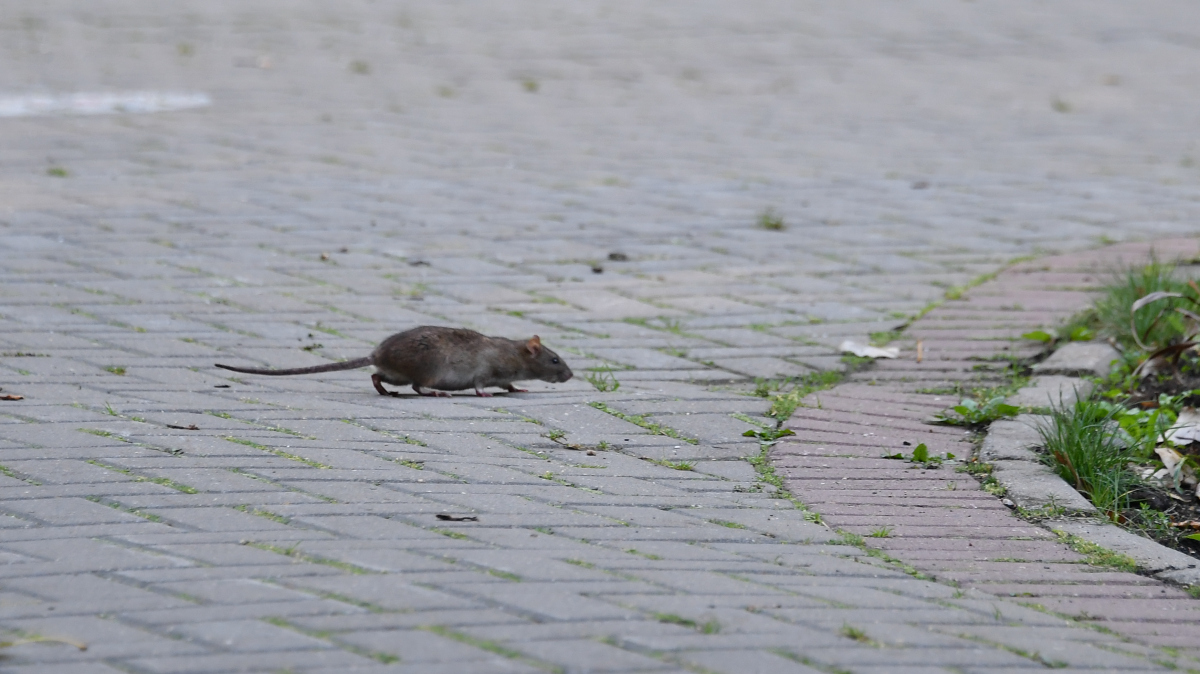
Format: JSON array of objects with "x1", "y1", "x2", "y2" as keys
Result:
[{"x1": 216, "y1": 326, "x2": 573, "y2": 397}]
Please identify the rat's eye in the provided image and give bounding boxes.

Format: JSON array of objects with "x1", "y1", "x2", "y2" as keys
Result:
[{"x1": 551, "y1": 358, "x2": 559, "y2": 364}]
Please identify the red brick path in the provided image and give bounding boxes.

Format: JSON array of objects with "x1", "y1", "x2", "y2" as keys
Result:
[{"x1": 777, "y1": 238, "x2": 1200, "y2": 654}]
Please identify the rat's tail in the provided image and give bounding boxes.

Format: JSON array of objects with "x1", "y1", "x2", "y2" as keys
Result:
[{"x1": 215, "y1": 357, "x2": 372, "y2": 376}]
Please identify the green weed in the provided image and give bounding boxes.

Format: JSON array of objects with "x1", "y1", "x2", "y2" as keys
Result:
[
  {"x1": 765, "y1": 370, "x2": 843, "y2": 420},
  {"x1": 709, "y1": 519, "x2": 746, "y2": 529},
  {"x1": 933, "y1": 397, "x2": 1019, "y2": 426},
  {"x1": 649, "y1": 458, "x2": 695, "y2": 471},
  {"x1": 1095, "y1": 261, "x2": 1196, "y2": 350},
  {"x1": 840, "y1": 624, "x2": 875, "y2": 644},
  {"x1": 1038, "y1": 399, "x2": 1136, "y2": 517},
  {"x1": 588, "y1": 402, "x2": 698, "y2": 444},
  {"x1": 584, "y1": 366, "x2": 620, "y2": 392},
  {"x1": 882, "y1": 443, "x2": 954, "y2": 468},
  {"x1": 757, "y1": 207, "x2": 785, "y2": 231},
  {"x1": 224, "y1": 437, "x2": 332, "y2": 469},
  {"x1": 1053, "y1": 531, "x2": 1137, "y2": 572}
]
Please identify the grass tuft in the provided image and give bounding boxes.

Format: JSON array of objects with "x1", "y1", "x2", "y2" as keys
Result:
[
  {"x1": 765, "y1": 371, "x2": 843, "y2": 421},
  {"x1": 1038, "y1": 399, "x2": 1135, "y2": 517},
  {"x1": 584, "y1": 366, "x2": 620, "y2": 392},
  {"x1": 1094, "y1": 261, "x2": 1194, "y2": 350},
  {"x1": 757, "y1": 207, "x2": 785, "y2": 231}
]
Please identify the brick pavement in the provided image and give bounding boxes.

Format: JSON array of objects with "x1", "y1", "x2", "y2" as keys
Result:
[
  {"x1": 780, "y1": 239, "x2": 1200, "y2": 666},
  {"x1": 1, "y1": 2, "x2": 1199, "y2": 672}
]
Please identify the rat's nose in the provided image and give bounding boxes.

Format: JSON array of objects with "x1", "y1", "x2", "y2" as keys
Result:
[{"x1": 560, "y1": 368, "x2": 573, "y2": 382}]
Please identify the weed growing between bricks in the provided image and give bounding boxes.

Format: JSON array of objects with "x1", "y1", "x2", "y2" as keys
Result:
[
  {"x1": 756, "y1": 370, "x2": 844, "y2": 420},
  {"x1": 836, "y1": 530, "x2": 930, "y2": 580},
  {"x1": 264, "y1": 616, "x2": 400, "y2": 665},
  {"x1": 246, "y1": 541, "x2": 375, "y2": 574},
  {"x1": 422, "y1": 626, "x2": 565, "y2": 674},
  {"x1": 588, "y1": 401, "x2": 698, "y2": 443}
]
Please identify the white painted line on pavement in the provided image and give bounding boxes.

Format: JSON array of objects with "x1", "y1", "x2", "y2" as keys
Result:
[{"x1": 0, "y1": 91, "x2": 211, "y2": 118}]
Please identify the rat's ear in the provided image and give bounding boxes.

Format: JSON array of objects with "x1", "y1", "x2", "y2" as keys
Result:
[{"x1": 526, "y1": 335, "x2": 542, "y2": 356}]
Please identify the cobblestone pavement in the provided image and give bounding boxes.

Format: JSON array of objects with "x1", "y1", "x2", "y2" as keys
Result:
[{"x1": 1, "y1": 2, "x2": 1200, "y2": 672}]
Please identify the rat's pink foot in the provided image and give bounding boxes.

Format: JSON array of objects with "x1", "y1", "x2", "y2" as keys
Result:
[
  {"x1": 413, "y1": 385, "x2": 451, "y2": 397},
  {"x1": 474, "y1": 389, "x2": 494, "y2": 397},
  {"x1": 505, "y1": 385, "x2": 529, "y2": 393}
]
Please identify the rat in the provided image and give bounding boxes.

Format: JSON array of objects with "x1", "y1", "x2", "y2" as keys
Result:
[{"x1": 215, "y1": 326, "x2": 573, "y2": 397}]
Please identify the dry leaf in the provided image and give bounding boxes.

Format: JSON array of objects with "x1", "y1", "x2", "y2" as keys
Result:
[
  {"x1": 0, "y1": 394, "x2": 23, "y2": 401},
  {"x1": 839, "y1": 340, "x2": 899, "y2": 359},
  {"x1": 1155, "y1": 445, "x2": 1184, "y2": 471},
  {"x1": 1166, "y1": 408, "x2": 1200, "y2": 445},
  {"x1": 1131, "y1": 291, "x2": 1184, "y2": 313}
]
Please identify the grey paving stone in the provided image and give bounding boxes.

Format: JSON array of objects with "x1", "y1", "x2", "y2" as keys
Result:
[
  {"x1": 1033, "y1": 342, "x2": 1122, "y2": 378},
  {"x1": 167, "y1": 619, "x2": 331, "y2": 652},
  {"x1": 977, "y1": 415, "x2": 1045, "y2": 462},
  {"x1": 1006, "y1": 376, "x2": 1095, "y2": 410},
  {"x1": 2, "y1": 2, "x2": 1197, "y2": 671},
  {"x1": 673, "y1": 648, "x2": 830, "y2": 674}
]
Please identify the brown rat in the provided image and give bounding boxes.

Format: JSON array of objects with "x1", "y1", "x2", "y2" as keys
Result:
[{"x1": 215, "y1": 326, "x2": 573, "y2": 397}]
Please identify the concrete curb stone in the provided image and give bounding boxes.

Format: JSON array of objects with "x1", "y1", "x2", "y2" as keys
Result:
[
  {"x1": 1033, "y1": 341, "x2": 1123, "y2": 378},
  {"x1": 978, "y1": 412, "x2": 1099, "y2": 514},
  {"x1": 977, "y1": 415, "x2": 1043, "y2": 462},
  {"x1": 990, "y1": 460, "x2": 1097, "y2": 514},
  {"x1": 1053, "y1": 521, "x2": 1200, "y2": 574},
  {"x1": 1006, "y1": 375, "x2": 1094, "y2": 409}
]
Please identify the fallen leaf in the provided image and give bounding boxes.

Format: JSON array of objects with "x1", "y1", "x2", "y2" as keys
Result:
[
  {"x1": 1166, "y1": 408, "x2": 1200, "y2": 445},
  {"x1": 166, "y1": 424, "x2": 200, "y2": 431},
  {"x1": 1156, "y1": 445, "x2": 1184, "y2": 471},
  {"x1": 0, "y1": 394, "x2": 23, "y2": 401},
  {"x1": 1131, "y1": 291, "x2": 1183, "y2": 313},
  {"x1": 436, "y1": 513, "x2": 478, "y2": 522},
  {"x1": 1135, "y1": 354, "x2": 1174, "y2": 379},
  {"x1": 839, "y1": 340, "x2": 899, "y2": 359}
]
